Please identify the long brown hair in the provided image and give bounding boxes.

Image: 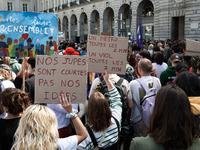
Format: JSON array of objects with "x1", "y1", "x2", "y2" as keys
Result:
[
  {"x1": 88, "y1": 92, "x2": 112, "y2": 132},
  {"x1": 148, "y1": 85, "x2": 200, "y2": 150}
]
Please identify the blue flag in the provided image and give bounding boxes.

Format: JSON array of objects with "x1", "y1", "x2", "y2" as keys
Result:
[{"x1": 136, "y1": 20, "x2": 143, "y2": 48}]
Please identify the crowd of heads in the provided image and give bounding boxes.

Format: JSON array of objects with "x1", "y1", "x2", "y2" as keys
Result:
[
  {"x1": 0, "y1": 37, "x2": 200, "y2": 150},
  {"x1": 127, "y1": 38, "x2": 200, "y2": 149},
  {"x1": 59, "y1": 40, "x2": 87, "y2": 56}
]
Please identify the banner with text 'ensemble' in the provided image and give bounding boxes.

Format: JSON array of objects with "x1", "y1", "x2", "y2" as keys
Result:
[
  {"x1": 35, "y1": 55, "x2": 87, "y2": 104},
  {"x1": 87, "y1": 34, "x2": 128, "y2": 74},
  {"x1": 0, "y1": 11, "x2": 57, "y2": 57}
]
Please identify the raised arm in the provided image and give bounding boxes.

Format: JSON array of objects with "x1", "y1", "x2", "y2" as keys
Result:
[
  {"x1": 103, "y1": 70, "x2": 114, "y2": 90},
  {"x1": 60, "y1": 94, "x2": 88, "y2": 144},
  {"x1": 103, "y1": 70, "x2": 122, "y2": 121}
]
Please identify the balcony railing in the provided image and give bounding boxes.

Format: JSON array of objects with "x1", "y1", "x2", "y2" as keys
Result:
[
  {"x1": 80, "y1": 0, "x2": 87, "y2": 4},
  {"x1": 70, "y1": 1, "x2": 77, "y2": 7},
  {"x1": 62, "y1": 4, "x2": 68, "y2": 9},
  {"x1": 49, "y1": 8, "x2": 53, "y2": 12}
]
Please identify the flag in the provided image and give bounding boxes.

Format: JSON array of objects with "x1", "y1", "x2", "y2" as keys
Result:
[
  {"x1": 131, "y1": 33, "x2": 134, "y2": 44},
  {"x1": 136, "y1": 20, "x2": 143, "y2": 48}
]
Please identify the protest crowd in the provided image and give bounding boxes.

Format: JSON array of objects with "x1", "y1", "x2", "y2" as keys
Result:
[{"x1": 0, "y1": 38, "x2": 200, "y2": 150}]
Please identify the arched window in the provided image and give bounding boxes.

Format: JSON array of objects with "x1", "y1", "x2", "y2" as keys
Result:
[{"x1": 142, "y1": 4, "x2": 154, "y2": 17}]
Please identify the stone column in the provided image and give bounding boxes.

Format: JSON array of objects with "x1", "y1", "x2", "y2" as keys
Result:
[
  {"x1": 114, "y1": 16, "x2": 118, "y2": 37},
  {"x1": 69, "y1": 22, "x2": 71, "y2": 40},
  {"x1": 99, "y1": 18, "x2": 103, "y2": 35},
  {"x1": 88, "y1": 18, "x2": 91, "y2": 35},
  {"x1": 77, "y1": 18, "x2": 80, "y2": 37}
]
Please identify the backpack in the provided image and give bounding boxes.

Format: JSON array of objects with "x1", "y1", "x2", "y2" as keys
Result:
[
  {"x1": 0, "y1": 78, "x2": 5, "y2": 92},
  {"x1": 135, "y1": 77, "x2": 158, "y2": 127},
  {"x1": 95, "y1": 76, "x2": 128, "y2": 124},
  {"x1": 86, "y1": 116, "x2": 120, "y2": 150}
]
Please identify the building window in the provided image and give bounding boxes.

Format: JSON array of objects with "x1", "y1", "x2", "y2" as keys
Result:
[
  {"x1": 8, "y1": 2, "x2": 13, "y2": 11},
  {"x1": 23, "y1": 4, "x2": 28, "y2": 12}
]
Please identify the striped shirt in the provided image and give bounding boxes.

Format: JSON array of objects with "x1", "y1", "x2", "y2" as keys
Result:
[{"x1": 77, "y1": 87, "x2": 122, "y2": 150}]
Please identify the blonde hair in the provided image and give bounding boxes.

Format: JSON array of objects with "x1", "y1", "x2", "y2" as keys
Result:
[
  {"x1": 2, "y1": 57, "x2": 10, "y2": 66},
  {"x1": 0, "y1": 68, "x2": 10, "y2": 80},
  {"x1": 12, "y1": 105, "x2": 59, "y2": 150}
]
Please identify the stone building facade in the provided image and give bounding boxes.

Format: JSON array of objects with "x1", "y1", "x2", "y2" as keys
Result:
[
  {"x1": 0, "y1": 0, "x2": 37, "y2": 12},
  {"x1": 38, "y1": 0, "x2": 200, "y2": 42}
]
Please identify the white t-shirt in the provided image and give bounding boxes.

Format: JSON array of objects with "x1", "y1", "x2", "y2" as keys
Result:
[
  {"x1": 57, "y1": 135, "x2": 78, "y2": 150},
  {"x1": 152, "y1": 62, "x2": 168, "y2": 79},
  {"x1": 0, "y1": 76, "x2": 15, "y2": 91}
]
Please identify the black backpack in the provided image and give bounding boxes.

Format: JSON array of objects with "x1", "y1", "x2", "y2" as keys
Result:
[
  {"x1": 0, "y1": 78, "x2": 5, "y2": 92},
  {"x1": 95, "y1": 76, "x2": 128, "y2": 124}
]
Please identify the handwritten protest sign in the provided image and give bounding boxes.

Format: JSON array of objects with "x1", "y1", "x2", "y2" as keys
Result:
[
  {"x1": 35, "y1": 55, "x2": 87, "y2": 104},
  {"x1": 185, "y1": 39, "x2": 200, "y2": 56},
  {"x1": 0, "y1": 11, "x2": 57, "y2": 57},
  {"x1": 87, "y1": 34, "x2": 128, "y2": 74}
]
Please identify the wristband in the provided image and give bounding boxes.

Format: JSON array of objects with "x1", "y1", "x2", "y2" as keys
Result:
[
  {"x1": 71, "y1": 114, "x2": 78, "y2": 120},
  {"x1": 66, "y1": 109, "x2": 78, "y2": 118}
]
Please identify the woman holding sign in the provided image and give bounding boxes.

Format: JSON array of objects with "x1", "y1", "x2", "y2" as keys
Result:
[
  {"x1": 12, "y1": 95, "x2": 88, "y2": 150},
  {"x1": 77, "y1": 70, "x2": 122, "y2": 150}
]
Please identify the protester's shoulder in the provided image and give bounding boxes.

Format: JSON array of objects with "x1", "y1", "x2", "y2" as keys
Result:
[
  {"x1": 130, "y1": 79, "x2": 139, "y2": 84},
  {"x1": 160, "y1": 69, "x2": 168, "y2": 77},
  {"x1": 10, "y1": 59, "x2": 19, "y2": 65},
  {"x1": 130, "y1": 136, "x2": 164, "y2": 150},
  {"x1": 153, "y1": 76, "x2": 161, "y2": 83},
  {"x1": 121, "y1": 77, "x2": 130, "y2": 87},
  {"x1": 92, "y1": 77, "x2": 101, "y2": 85},
  {"x1": 25, "y1": 75, "x2": 35, "y2": 82},
  {"x1": 129, "y1": 79, "x2": 140, "y2": 87},
  {"x1": 162, "y1": 62, "x2": 168, "y2": 67},
  {"x1": 1, "y1": 80, "x2": 15, "y2": 89},
  {"x1": 57, "y1": 135, "x2": 78, "y2": 150},
  {"x1": 190, "y1": 138, "x2": 200, "y2": 150}
]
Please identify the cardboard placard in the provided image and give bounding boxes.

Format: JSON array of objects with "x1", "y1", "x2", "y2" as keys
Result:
[
  {"x1": 87, "y1": 34, "x2": 128, "y2": 74},
  {"x1": 35, "y1": 55, "x2": 87, "y2": 104},
  {"x1": 185, "y1": 39, "x2": 200, "y2": 56}
]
